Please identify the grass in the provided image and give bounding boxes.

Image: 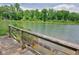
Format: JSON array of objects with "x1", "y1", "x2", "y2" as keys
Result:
[
  {"x1": 34, "y1": 20, "x2": 79, "y2": 24},
  {"x1": 0, "y1": 20, "x2": 9, "y2": 36},
  {"x1": 0, "y1": 19, "x2": 79, "y2": 36},
  {"x1": 0, "y1": 19, "x2": 31, "y2": 36}
]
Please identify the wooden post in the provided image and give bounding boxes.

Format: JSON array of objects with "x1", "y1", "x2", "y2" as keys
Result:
[
  {"x1": 21, "y1": 31, "x2": 26, "y2": 49},
  {"x1": 75, "y1": 50, "x2": 79, "y2": 55},
  {"x1": 8, "y1": 26, "x2": 11, "y2": 38}
]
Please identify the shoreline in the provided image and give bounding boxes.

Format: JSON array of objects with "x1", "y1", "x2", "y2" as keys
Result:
[{"x1": 0, "y1": 19, "x2": 79, "y2": 36}]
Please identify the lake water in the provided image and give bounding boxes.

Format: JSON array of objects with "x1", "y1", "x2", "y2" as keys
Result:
[{"x1": 24, "y1": 22, "x2": 79, "y2": 44}]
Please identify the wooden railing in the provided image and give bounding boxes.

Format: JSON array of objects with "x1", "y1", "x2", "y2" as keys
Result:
[{"x1": 9, "y1": 25, "x2": 79, "y2": 55}]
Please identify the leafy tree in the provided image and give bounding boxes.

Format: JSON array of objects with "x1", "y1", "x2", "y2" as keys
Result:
[
  {"x1": 0, "y1": 3, "x2": 79, "y2": 22},
  {"x1": 14, "y1": 3, "x2": 20, "y2": 12},
  {"x1": 41, "y1": 9, "x2": 48, "y2": 21}
]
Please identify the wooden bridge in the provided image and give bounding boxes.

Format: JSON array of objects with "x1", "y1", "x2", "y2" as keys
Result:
[{"x1": 0, "y1": 25, "x2": 79, "y2": 55}]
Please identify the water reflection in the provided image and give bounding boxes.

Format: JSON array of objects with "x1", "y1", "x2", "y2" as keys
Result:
[{"x1": 25, "y1": 23, "x2": 79, "y2": 44}]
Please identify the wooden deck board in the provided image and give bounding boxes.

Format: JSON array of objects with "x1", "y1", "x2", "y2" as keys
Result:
[{"x1": 0, "y1": 35, "x2": 35, "y2": 55}]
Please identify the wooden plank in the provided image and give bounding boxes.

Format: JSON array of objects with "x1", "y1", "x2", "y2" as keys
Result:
[
  {"x1": 31, "y1": 40, "x2": 75, "y2": 54},
  {"x1": 26, "y1": 45, "x2": 41, "y2": 55}
]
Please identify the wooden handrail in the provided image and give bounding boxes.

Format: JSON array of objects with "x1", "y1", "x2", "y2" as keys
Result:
[{"x1": 8, "y1": 25, "x2": 79, "y2": 54}]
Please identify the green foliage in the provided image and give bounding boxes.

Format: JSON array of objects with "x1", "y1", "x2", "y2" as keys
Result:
[
  {"x1": 23, "y1": 8, "x2": 79, "y2": 22},
  {"x1": 0, "y1": 3, "x2": 79, "y2": 22},
  {"x1": 0, "y1": 3, "x2": 23, "y2": 20}
]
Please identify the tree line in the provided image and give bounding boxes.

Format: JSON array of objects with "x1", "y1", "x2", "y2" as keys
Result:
[{"x1": 0, "y1": 3, "x2": 79, "y2": 21}]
